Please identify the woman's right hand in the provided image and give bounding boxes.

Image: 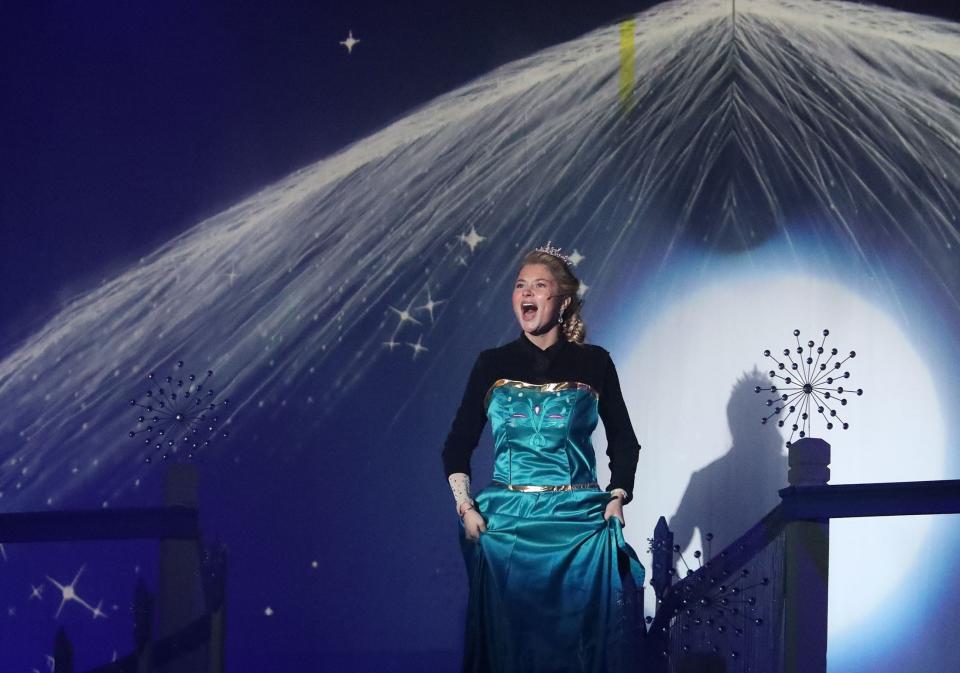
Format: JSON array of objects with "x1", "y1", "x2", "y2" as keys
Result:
[{"x1": 462, "y1": 508, "x2": 487, "y2": 542}]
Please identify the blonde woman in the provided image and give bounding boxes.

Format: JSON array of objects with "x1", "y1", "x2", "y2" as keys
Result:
[{"x1": 443, "y1": 244, "x2": 646, "y2": 672}]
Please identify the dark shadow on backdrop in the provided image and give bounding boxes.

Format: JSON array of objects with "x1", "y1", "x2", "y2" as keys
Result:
[{"x1": 669, "y1": 369, "x2": 787, "y2": 556}]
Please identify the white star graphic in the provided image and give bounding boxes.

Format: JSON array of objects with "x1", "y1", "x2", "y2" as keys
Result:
[
  {"x1": 458, "y1": 226, "x2": 486, "y2": 253},
  {"x1": 29, "y1": 584, "x2": 44, "y2": 601},
  {"x1": 387, "y1": 302, "x2": 422, "y2": 330},
  {"x1": 221, "y1": 263, "x2": 240, "y2": 287},
  {"x1": 406, "y1": 335, "x2": 429, "y2": 360},
  {"x1": 415, "y1": 288, "x2": 447, "y2": 323},
  {"x1": 578, "y1": 281, "x2": 589, "y2": 297},
  {"x1": 567, "y1": 249, "x2": 585, "y2": 266},
  {"x1": 382, "y1": 338, "x2": 402, "y2": 352},
  {"x1": 47, "y1": 565, "x2": 105, "y2": 619},
  {"x1": 264, "y1": 606, "x2": 274, "y2": 617},
  {"x1": 340, "y1": 30, "x2": 360, "y2": 54}
]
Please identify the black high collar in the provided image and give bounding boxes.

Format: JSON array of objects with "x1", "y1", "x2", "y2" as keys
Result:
[
  {"x1": 517, "y1": 331, "x2": 567, "y2": 355},
  {"x1": 516, "y1": 331, "x2": 566, "y2": 358}
]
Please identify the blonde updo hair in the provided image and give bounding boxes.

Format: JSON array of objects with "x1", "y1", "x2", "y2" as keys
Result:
[{"x1": 520, "y1": 250, "x2": 587, "y2": 345}]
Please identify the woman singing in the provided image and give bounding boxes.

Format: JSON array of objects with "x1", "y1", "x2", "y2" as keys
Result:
[{"x1": 442, "y1": 243, "x2": 646, "y2": 673}]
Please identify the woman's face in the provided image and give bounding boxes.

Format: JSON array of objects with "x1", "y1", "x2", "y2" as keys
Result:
[{"x1": 513, "y1": 263, "x2": 570, "y2": 335}]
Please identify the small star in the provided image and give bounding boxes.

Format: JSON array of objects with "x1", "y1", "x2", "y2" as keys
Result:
[
  {"x1": 406, "y1": 335, "x2": 429, "y2": 360},
  {"x1": 567, "y1": 249, "x2": 585, "y2": 266},
  {"x1": 415, "y1": 288, "x2": 447, "y2": 324},
  {"x1": 456, "y1": 255, "x2": 469, "y2": 267},
  {"x1": 218, "y1": 260, "x2": 241, "y2": 287},
  {"x1": 578, "y1": 281, "x2": 589, "y2": 296},
  {"x1": 387, "y1": 302, "x2": 422, "y2": 330},
  {"x1": 29, "y1": 584, "x2": 44, "y2": 601},
  {"x1": 340, "y1": 30, "x2": 360, "y2": 54},
  {"x1": 7, "y1": 606, "x2": 15, "y2": 617},
  {"x1": 310, "y1": 560, "x2": 318, "y2": 569},
  {"x1": 264, "y1": 606, "x2": 274, "y2": 617},
  {"x1": 458, "y1": 226, "x2": 486, "y2": 253},
  {"x1": 47, "y1": 565, "x2": 102, "y2": 619},
  {"x1": 382, "y1": 338, "x2": 402, "y2": 352}
]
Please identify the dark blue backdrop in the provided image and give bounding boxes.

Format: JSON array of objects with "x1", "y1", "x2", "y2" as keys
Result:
[{"x1": 2, "y1": 2, "x2": 960, "y2": 672}]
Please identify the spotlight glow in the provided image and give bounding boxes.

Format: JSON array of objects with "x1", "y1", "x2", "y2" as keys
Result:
[{"x1": 597, "y1": 271, "x2": 945, "y2": 642}]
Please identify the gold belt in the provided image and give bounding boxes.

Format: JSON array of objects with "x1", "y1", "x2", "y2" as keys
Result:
[{"x1": 490, "y1": 480, "x2": 599, "y2": 492}]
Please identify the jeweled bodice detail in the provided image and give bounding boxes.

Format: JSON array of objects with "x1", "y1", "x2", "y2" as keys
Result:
[{"x1": 485, "y1": 379, "x2": 600, "y2": 485}]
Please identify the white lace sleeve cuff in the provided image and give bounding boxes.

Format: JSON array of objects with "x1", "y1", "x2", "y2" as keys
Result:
[
  {"x1": 609, "y1": 488, "x2": 629, "y2": 502},
  {"x1": 448, "y1": 472, "x2": 474, "y2": 515}
]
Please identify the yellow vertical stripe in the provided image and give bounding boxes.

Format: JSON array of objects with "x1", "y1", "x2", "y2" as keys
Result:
[{"x1": 619, "y1": 20, "x2": 636, "y2": 113}]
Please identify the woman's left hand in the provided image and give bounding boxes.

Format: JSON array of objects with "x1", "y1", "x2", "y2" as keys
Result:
[{"x1": 603, "y1": 497, "x2": 625, "y2": 526}]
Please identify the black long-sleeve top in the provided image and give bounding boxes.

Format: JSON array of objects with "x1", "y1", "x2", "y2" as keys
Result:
[{"x1": 441, "y1": 331, "x2": 642, "y2": 500}]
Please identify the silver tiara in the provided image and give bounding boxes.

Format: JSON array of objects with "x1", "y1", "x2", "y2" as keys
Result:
[{"x1": 534, "y1": 241, "x2": 571, "y2": 266}]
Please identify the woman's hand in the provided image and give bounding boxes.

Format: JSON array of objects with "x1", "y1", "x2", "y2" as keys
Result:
[
  {"x1": 462, "y1": 508, "x2": 487, "y2": 541},
  {"x1": 603, "y1": 496, "x2": 625, "y2": 526}
]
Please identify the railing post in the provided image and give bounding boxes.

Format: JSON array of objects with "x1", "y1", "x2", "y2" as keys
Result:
[
  {"x1": 202, "y1": 541, "x2": 228, "y2": 673},
  {"x1": 134, "y1": 578, "x2": 154, "y2": 673},
  {"x1": 783, "y1": 437, "x2": 830, "y2": 673},
  {"x1": 53, "y1": 626, "x2": 73, "y2": 673},
  {"x1": 651, "y1": 516, "x2": 674, "y2": 602},
  {"x1": 646, "y1": 516, "x2": 675, "y2": 670},
  {"x1": 159, "y1": 462, "x2": 203, "y2": 673}
]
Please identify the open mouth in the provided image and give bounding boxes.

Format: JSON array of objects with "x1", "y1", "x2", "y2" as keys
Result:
[{"x1": 521, "y1": 302, "x2": 538, "y2": 320}]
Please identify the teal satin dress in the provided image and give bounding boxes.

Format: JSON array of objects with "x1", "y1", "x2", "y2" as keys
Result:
[{"x1": 459, "y1": 379, "x2": 646, "y2": 673}]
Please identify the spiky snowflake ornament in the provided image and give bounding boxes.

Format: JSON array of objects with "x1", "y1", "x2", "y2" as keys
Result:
[{"x1": 757, "y1": 329, "x2": 862, "y2": 447}]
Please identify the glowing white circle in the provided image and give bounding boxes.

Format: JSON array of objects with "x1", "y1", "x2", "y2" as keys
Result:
[{"x1": 595, "y1": 272, "x2": 946, "y2": 640}]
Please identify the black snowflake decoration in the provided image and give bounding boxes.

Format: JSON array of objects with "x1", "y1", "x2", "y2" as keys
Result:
[
  {"x1": 647, "y1": 533, "x2": 771, "y2": 664},
  {"x1": 670, "y1": 565, "x2": 771, "y2": 662},
  {"x1": 756, "y1": 329, "x2": 862, "y2": 447},
  {"x1": 128, "y1": 361, "x2": 229, "y2": 462}
]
